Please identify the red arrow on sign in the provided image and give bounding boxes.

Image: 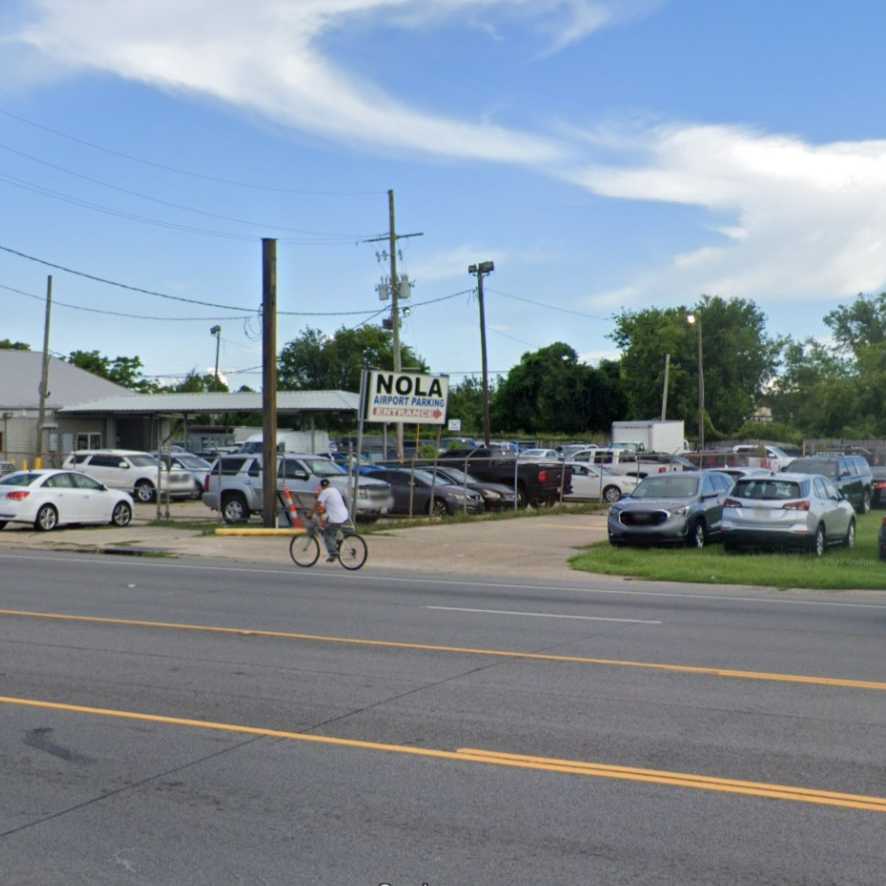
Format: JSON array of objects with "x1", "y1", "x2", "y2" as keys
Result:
[{"x1": 432, "y1": 409, "x2": 443, "y2": 419}]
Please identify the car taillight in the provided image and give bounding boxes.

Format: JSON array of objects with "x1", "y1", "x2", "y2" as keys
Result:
[
  {"x1": 782, "y1": 500, "x2": 810, "y2": 511},
  {"x1": 876, "y1": 482, "x2": 886, "y2": 490},
  {"x1": 6, "y1": 490, "x2": 30, "y2": 501},
  {"x1": 723, "y1": 498, "x2": 741, "y2": 508},
  {"x1": 538, "y1": 470, "x2": 549, "y2": 483}
]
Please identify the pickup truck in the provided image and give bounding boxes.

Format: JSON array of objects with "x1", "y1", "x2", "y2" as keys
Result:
[
  {"x1": 202, "y1": 453, "x2": 394, "y2": 524},
  {"x1": 437, "y1": 447, "x2": 569, "y2": 507}
]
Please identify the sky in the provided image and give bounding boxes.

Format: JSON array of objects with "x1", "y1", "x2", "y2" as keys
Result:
[{"x1": 3, "y1": 0, "x2": 886, "y2": 388}]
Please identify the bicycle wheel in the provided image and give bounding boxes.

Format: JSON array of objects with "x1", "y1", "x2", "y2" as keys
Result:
[
  {"x1": 290, "y1": 533, "x2": 321, "y2": 568},
  {"x1": 338, "y1": 532, "x2": 368, "y2": 571}
]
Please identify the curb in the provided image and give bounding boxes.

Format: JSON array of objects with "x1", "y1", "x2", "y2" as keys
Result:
[{"x1": 214, "y1": 528, "x2": 306, "y2": 537}]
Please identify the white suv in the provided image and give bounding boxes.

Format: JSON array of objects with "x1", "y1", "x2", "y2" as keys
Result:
[{"x1": 63, "y1": 450, "x2": 194, "y2": 503}]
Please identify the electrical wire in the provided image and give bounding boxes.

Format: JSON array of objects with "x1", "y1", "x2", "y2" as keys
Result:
[
  {"x1": 0, "y1": 107, "x2": 384, "y2": 198},
  {"x1": 0, "y1": 141, "x2": 374, "y2": 240},
  {"x1": 488, "y1": 287, "x2": 611, "y2": 321}
]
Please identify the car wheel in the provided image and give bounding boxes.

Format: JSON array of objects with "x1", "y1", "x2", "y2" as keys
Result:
[
  {"x1": 602, "y1": 485, "x2": 622, "y2": 503},
  {"x1": 134, "y1": 481, "x2": 155, "y2": 504},
  {"x1": 111, "y1": 501, "x2": 132, "y2": 528},
  {"x1": 688, "y1": 520, "x2": 706, "y2": 550},
  {"x1": 222, "y1": 494, "x2": 249, "y2": 524},
  {"x1": 844, "y1": 519, "x2": 856, "y2": 549},
  {"x1": 516, "y1": 484, "x2": 528, "y2": 509},
  {"x1": 429, "y1": 498, "x2": 449, "y2": 517},
  {"x1": 35, "y1": 504, "x2": 59, "y2": 532},
  {"x1": 0, "y1": 521, "x2": 6, "y2": 530},
  {"x1": 862, "y1": 490, "x2": 872, "y2": 514},
  {"x1": 810, "y1": 523, "x2": 826, "y2": 557}
]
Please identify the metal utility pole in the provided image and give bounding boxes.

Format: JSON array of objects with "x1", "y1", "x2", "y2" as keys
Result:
[
  {"x1": 363, "y1": 189, "x2": 423, "y2": 461},
  {"x1": 210, "y1": 325, "x2": 222, "y2": 384},
  {"x1": 660, "y1": 353, "x2": 670, "y2": 422},
  {"x1": 36, "y1": 274, "x2": 53, "y2": 462},
  {"x1": 468, "y1": 261, "x2": 495, "y2": 447},
  {"x1": 261, "y1": 239, "x2": 278, "y2": 528}
]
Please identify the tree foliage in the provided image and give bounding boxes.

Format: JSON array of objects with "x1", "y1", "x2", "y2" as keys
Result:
[
  {"x1": 66, "y1": 350, "x2": 158, "y2": 392},
  {"x1": 278, "y1": 325, "x2": 427, "y2": 392},
  {"x1": 491, "y1": 342, "x2": 627, "y2": 434},
  {"x1": 611, "y1": 296, "x2": 781, "y2": 436},
  {"x1": 0, "y1": 339, "x2": 30, "y2": 350}
]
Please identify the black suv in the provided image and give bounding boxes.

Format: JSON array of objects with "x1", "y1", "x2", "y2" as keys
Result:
[{"x1": 784, "y1": 455, "x2": 873, "y2": 514}]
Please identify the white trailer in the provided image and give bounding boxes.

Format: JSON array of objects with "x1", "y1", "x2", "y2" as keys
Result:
[
  {"x1": 611, "y1": 420, "x2": 685, "y2": 454},
  {"x1": 236, "y1": 429, "x2": 331, "y2": 455}
]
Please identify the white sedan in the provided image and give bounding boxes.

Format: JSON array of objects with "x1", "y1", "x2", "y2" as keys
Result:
[
  {"x1": 0, "y1": 469, "x2": 134, "y2": 531},
  {"x1": 566, "y1": 463, "x2": 639, "y2": 503}
]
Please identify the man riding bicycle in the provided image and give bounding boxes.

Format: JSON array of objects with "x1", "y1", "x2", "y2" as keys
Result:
[{"x1": 310, "y1": 478, "x2": 350, "y2": 562}]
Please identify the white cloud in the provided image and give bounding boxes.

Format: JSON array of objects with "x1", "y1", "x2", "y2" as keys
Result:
[
  {"x1": 14, "y1": 0, "x2": 644, "y2": 166},
  {"x1": 570, "y1": 124, "x2": 886, "y2": 304},
  {"x1": 579, "y1": 348, "x2": 620, "y2": 364}
]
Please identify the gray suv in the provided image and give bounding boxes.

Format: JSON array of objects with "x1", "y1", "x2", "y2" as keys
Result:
[
  {"x1": 607, "y1": 470, "x2": 734, "y2": 549},
  {"x1": 203, "y1": 454, "x2": 393, "y2": 524}
]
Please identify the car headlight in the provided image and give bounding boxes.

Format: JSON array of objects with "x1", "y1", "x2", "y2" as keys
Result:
[
  {"x1": 451, "y1": 492, "x2": 466, "y2": 501},
  {"x1": 670, "y1": 505, "x2": 690, "y2": 516},
  {"x1": 482, "y1": 491, "x2": 501, "y2": 500}
]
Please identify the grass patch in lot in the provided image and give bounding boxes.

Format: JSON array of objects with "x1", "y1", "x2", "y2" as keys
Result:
[
  {"x1": 569, "y1": 512, "x2": 886, "y2": 590},
  {"x1": 359, "y1": 501, "x2": 606, "y2": 535}
]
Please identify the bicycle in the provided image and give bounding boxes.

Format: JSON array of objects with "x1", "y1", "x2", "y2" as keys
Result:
[{"x1": 288, "y1": 512, "x2": 368, "y2": 571}]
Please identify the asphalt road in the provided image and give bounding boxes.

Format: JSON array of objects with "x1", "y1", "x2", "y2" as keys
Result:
[{"x1": 1, "y1": 551, "x2": 885, "y2": 885}]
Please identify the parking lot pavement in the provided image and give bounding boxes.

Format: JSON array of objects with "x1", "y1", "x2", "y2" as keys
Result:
[{"x1": 0, "y1": 503, "x2": 607, "y2": 581}]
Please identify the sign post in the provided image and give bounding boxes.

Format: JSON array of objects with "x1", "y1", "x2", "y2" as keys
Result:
[{"x1": 350, "y1": 368, "x2": 369, "y2": 523}]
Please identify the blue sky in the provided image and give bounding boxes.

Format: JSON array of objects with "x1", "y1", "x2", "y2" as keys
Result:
[{"x1": 3, "y1": 0, "x2": 886, "y2": 387}]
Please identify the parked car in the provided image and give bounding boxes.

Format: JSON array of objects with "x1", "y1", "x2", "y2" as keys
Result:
[
  {"x1": 518, "y1": 448, "x2": 561, "y2": 461},
  {"x1": 732, "y1": 444, "x2": 793, "y2": 472},
  {"x1": 63, "y1": 450, "x2": 194, "y2": 503},
  {"x1": 721, "y1": 473, "x2": 855, "y2": 556},
  {"x1": 202, "y1": 453, "x2": 393, "y2": 524},
  {"x1": 566, "y1": 463, "x2": 638, "y2": 503},
  {"x1": 439, "y1": 447, "x2": 568, "y2": 508},
  {"x1": 714, "y1": 466, "x2": 776, "y2": 483},
  {"x1": 607, "y1": 470, "x2": 734, "y2": 549},
  {"x1": 871, "y1": 466, "x2": 886, "y2": 507},
  {"x1": 559, "y1": 443, "x2": 598, "y2": 460},
  {"x1": 422, "y1": 466, "x2": 517, "y2": 510},
  {"x1": 785, "y1": 455, "x2": 873, "y2": 514},
  {"x1": 366, "y1": 467, "x2": 484, "y2": 516},
  {"x1": 590, "y1": 448, "x2": 683, "y2": 478},
  {"x1": 0, "y1": 469, "x2": 133, "y2": 531},
  {"x1": 156, "y1": 452, "x2": 213, "y2": 500}
]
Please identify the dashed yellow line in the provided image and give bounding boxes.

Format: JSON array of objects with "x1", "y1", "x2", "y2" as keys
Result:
[
  {"x1": 1, "y1": 694, "x2": 884, "y2": 813},
  {"x1": 1, "y1": 607, "x2": 884, "y2": 692}
]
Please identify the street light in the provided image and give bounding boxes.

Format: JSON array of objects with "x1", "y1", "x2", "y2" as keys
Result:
[
  {"x1": 468, "y1": 261, "x2": 495, "y2": 446},
  {"x1": 686, "y1": 313, "x2": 704, "y2": 452}
]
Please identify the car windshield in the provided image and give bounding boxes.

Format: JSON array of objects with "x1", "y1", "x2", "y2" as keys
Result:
[
  {"x1": 438, "y1": 467, "x2": 476, "y2": 484},
  {"x1": 303, "y1": 459, "x2": 345, "y2": 477},
  {"x1": 789, "y1": 458, "x2": 838, "y2": 478},
  {"x1": 411, "y1": 469, "x2": 437, "y2": 485},
  {"x1": 0, "y1": 472, "x2": 41, "y2": 486},
  {"x1": 176, "y1": 455, "x2": 210, "y2": 469},
  {"x1": 129, "y1": 455, "x2": 158, "y2": 467},
  {"x1": 631, "y1": 475, "x2": 699, "y2": 499},
  {"x1": 734, "y1": 479, "x2": 806, "y2": 500}
]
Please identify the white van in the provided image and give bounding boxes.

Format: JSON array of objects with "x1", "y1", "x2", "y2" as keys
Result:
[{"x1": 578, "y1": 448, "x2": 681, "y2": 478}]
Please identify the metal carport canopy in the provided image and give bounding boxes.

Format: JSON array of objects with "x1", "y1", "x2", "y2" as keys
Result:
[{"x1": 58, "y1": 390, "x2": 359, "y2": 416}]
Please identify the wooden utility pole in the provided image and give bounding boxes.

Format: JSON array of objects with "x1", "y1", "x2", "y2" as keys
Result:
[
  {"x1": 36, "y1": 274, "x2": 53, "y2": 462},
  {"x1": 660, "y1": 353, "x2": 670, "y2": 422},
  {"x1": 261, "y1": 239, "x2": 278, "y2": 528},
  {"x1": 363, "y1": 190, "x2": 423, "y2": 462},
  {"x1": 697, "y1": 316, "x2": 705, "y2": 452},
  {"x1": 468, "y1": 261, "x2": 495, "y2": 447}
]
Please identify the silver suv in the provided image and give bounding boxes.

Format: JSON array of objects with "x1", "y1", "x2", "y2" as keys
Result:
[
  {"x1": 203, "y1": 453, "x2": 393, "y2": 524},
  {"x1": 63, "y1": 450, "x2": 194, "y2": 503}
]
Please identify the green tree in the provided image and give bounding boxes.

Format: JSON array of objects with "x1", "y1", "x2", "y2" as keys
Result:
[
  {"x1": 161, "y1": 371, "x2": 229, "y2": 393},
  {"x1": 278, "y1": 325, "x2": 427, "y2": 392},
  {"x1": 611, "y1": 296, "x2": 781, "y2": 436},
  {"x1": 66, "y1": 350, "x2": 158, "y2": 392},
  {"x1": 445, "y1": 377, "x2": 488, "y2": 435},
  {"x1": 0, "y1": 339, "x2": 30, "y2": 350},
  {"x1": 824, "y1": 292, "x2": 886, "y2": 358},
  {"x1": 491, "y1": 342, "x2": 625, "y2": 434}
]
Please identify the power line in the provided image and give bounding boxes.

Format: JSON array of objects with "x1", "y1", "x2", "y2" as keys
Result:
[
  {"x1": 488, "y1": 287, "x2": 611, "y2": 321},
  {"x1": 0, "y1": 140, "x2": 373, "y2": 240},
  {"x1": 0, "y1": 107, "x2": 384, "y2": 198}
]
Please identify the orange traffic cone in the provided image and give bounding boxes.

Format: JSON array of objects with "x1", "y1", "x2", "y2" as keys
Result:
[{"x1": 281, "y1": 485, "x2": 304, "y2": 528}]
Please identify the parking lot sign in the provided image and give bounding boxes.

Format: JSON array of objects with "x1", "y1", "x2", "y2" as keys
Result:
[{"x1": 366, "y1": 370, "x2": 448, "y2": 425}]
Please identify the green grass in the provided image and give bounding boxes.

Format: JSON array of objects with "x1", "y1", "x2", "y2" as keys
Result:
[
  {"x1": 148, "y1": 519, "x2": 218, "y2": 536},
  {"x1": 569, "y1": 512, "x2": 886, "y2": 590}
]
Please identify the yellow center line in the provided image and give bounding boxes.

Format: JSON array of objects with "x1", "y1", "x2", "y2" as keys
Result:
[
  {"x1": 1, "y1": 607, "x2": 884, "y2": 692},
  {"x1": 1, "y1": 694, "x2": 884, "y2": 814}
]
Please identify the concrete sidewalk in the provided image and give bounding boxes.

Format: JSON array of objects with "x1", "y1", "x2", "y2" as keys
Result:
[{"x1": 0, "y1": 510, "x2": 608, "y2": 582}]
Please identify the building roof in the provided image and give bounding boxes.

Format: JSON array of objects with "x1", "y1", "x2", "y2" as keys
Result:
[
  {"x1": 0, "y1": 350, "x2": 129, "y2": 409},
  {"x1": 60, "y1": 390, "x2": 359, "y2": 415}
]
